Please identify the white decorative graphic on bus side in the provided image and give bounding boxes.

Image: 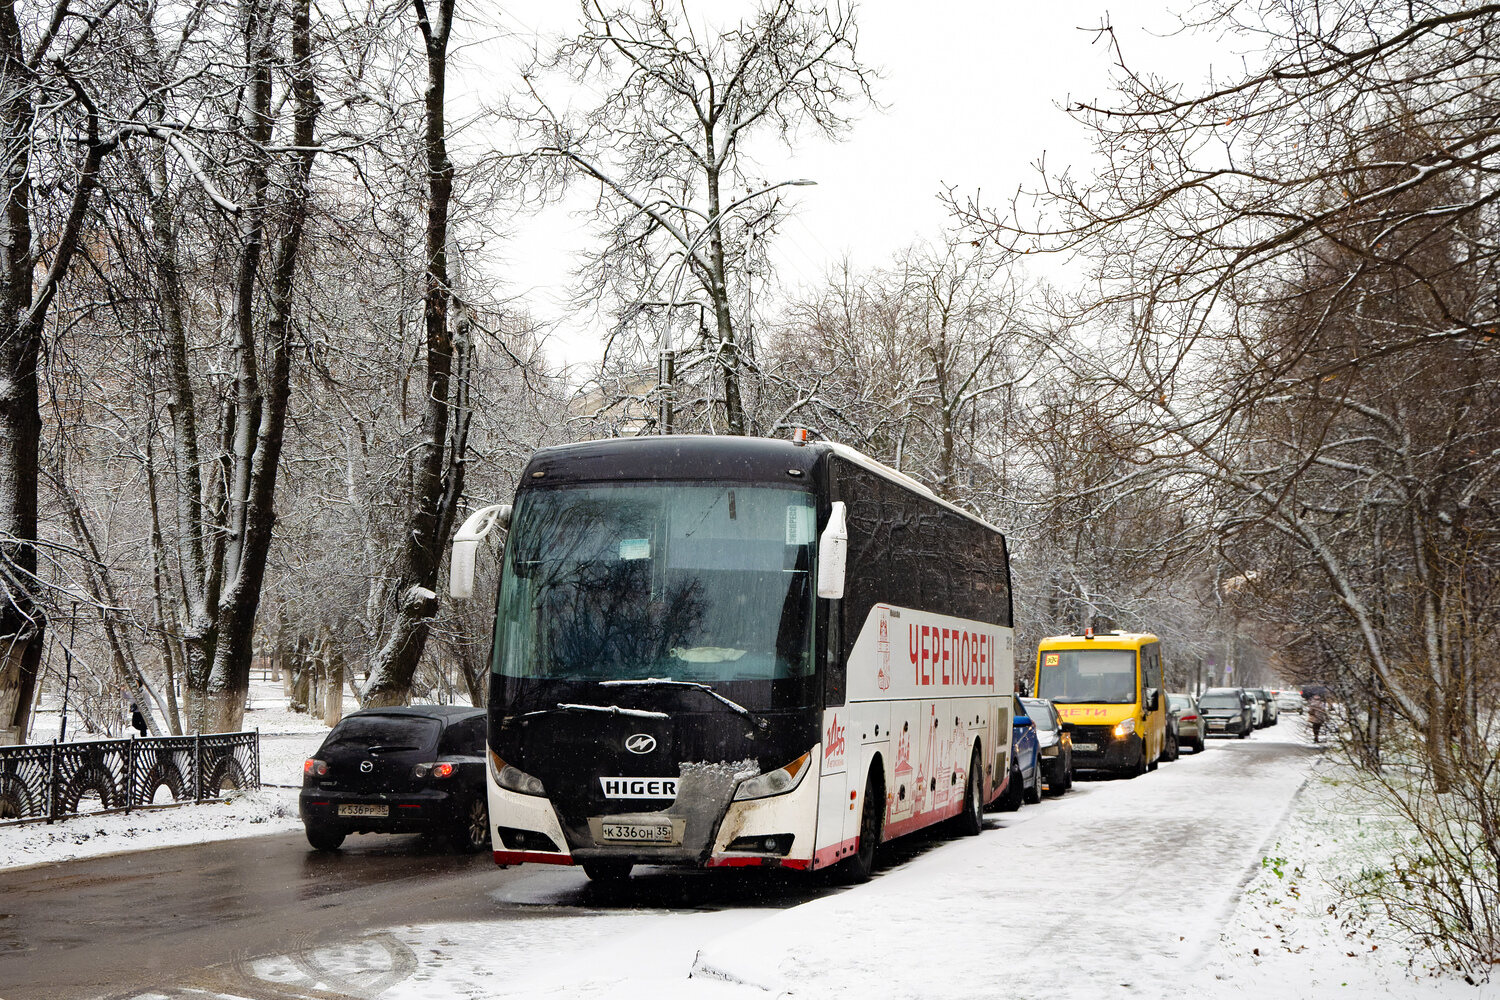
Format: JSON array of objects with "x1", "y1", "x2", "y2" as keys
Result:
[
  {"x1": 908, "y1": 623, "x2": 998, "y2": 688},
  {"x1": 599, "y1": 777, "x2": 678, "y2": 799}
]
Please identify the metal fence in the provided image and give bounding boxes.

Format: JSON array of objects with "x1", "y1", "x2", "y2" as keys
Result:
[{"x1": 0, "y1": 732, "x2": 261, "y2": 825}]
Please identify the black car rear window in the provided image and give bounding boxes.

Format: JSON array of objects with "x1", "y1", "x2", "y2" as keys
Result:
[
  {"x1": 1199, "y1": 694, "x2": 1242, "y2": 709},
  {"x1": 322, "y1": 715, "x2": 440, "y2": 754},
  {"x1": 438, "y1": 716, "x2": 485, "y2": 756}
]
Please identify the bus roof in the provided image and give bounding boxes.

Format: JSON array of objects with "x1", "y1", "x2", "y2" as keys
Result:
[
  {"x1": 517, "y1": 435, "x2": 1006, "y2": 537},
  {"x1": 1037, "y1": 632, "x2": 1160, "y2": 652}
]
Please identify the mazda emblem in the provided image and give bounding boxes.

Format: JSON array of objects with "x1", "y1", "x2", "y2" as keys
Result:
[
  {"x1": 359, "y1": 760, "x2": 373, "y2": 773},
  {"x1": 625, "y1": 734, "x2": 657, "y2": 755}
]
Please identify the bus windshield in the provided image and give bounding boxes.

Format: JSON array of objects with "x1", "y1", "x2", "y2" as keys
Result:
[
  {"x1": 1036, "y1": 648, "x2": 1138, "y2": 704},
  {"x1": 492, "y1": 483, "x2": 816, "y2": 685}
]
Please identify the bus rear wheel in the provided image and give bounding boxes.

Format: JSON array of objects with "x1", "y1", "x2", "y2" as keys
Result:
[{"x1": 955, "y1": 747, "x2": 983, "y2": 837}]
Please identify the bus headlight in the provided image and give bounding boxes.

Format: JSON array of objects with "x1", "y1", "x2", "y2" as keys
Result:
[
  {"x1": 733, "y1": 752, "x2": 811, "y2": 801},
  {"x1": 490, "y1": 750, "x2": 546, "y2": 796},
  {"x1": 1112, "y1": 717, "x2": 1137, "y2": 738}
]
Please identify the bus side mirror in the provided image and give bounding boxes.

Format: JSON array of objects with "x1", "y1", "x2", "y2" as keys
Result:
[
  {"x1": 816, "y1": 501, "x2": 848, "y2": 600},
  {"x1": 449, "y1": 504, "x2": 512, "y2": 599}
]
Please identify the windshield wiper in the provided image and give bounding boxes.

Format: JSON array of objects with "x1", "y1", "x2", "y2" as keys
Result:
[
  {"x1": 537, "y1": 703, "x2": 670, "y2": 720},
  {"x1": 600, "y1": 678, "x2": 771, "y2": 736},
  {"x1": 364, "y1": 744, "x2": 419, "y2": 754}
]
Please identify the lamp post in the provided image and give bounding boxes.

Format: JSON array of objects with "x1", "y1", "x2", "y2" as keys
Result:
[
  {"x1": 57, "y1": 596, "x2": 80, "y2": 743},
  {"x1": 655, "y1": 178, "x2": 816, "y2": 434}
]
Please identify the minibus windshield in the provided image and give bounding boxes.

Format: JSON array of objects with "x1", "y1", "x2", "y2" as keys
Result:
[
  {"x1": 492, "y1": 483, "x2": 816, "y2": 686},
  {"x1": 1035, "y1": 648, "x2": 1138, "y2": 704}
]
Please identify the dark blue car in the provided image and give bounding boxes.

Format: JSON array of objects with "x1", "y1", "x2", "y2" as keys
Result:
[{"x1": 995, "y1": 694, "x2": 1042, "y2": 811}]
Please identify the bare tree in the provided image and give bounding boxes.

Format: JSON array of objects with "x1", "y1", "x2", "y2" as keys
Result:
[
  {"x1": 954, "y1": 0, "x2": 1500, "y2": 968},
  {"x1": 514, "y1": 0, "x2": 874, "y2": 435},
  {"x1": 358, "y1": 0, "x2": 471, "y2": 707},
  {"x1": 0, "y1": 0, "x2": 124, "y2": 744}
]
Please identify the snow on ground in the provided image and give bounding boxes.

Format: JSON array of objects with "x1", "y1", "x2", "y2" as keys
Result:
[
  {"x1": 1199, "y1": 747, "x2": 1494, "y2": 997},
  {"x1": 143, "y1": 723, "x2": 1487, "y2": 1000},
  {"x1": 11, "y1": 695, "x2": 1492, "y2": 999},
  {"x1": 0, "y1": 678, "x2": 352, "y2": 870}
]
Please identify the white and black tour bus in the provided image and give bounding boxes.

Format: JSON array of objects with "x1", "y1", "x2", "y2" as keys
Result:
[{"x1": 449, "y1": 435, "x2": 1016, "y2": 882}]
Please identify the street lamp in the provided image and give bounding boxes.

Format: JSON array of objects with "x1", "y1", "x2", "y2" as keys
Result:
[
  {"x1": 56, "y1": 589, "x2": 85, "y2": 742},
  {"x1": 654, "y1": 178, "x2": 816, "y2": 434}
]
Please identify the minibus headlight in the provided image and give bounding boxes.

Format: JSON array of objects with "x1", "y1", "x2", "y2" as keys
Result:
[
  {"x1": 490, "y1": 750, "x2": 545, "y2": 796},
  {"x1": 733, "y1": 752, "x2": 811, "y2": 801},
  {"x1": 1112, "y1": 717, "x2": 1137, "y2": 738}
]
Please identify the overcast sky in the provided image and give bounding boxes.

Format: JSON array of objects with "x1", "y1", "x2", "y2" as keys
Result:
[{"x1": 459, "y1": 2, "x2": 1219, "y2": 369}]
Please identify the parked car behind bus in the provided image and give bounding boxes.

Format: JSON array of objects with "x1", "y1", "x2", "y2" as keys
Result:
[
  {"x1": 1033, "y1": 630, "x2": 1169, "y2": 777},
  {"x1": 1199, "y1": 688, "x2": 1254, "y2": 739},
  {"x1": 997, "y1": 695, "x2": 1042, "y2": 810},
  {"x1": 1167, "y1": 693, "x2": 1206, "y2": 753},
  {"x1": 1021, "y1": 697, "x2": 1073, "y2": 795},
  {"x1": 1248, "y1": 688, "x2": 1279, "y2": 727}
]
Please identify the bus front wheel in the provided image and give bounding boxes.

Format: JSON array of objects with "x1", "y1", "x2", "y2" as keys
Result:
[{"x1": 838, "y1": 767, "x2": 884, "y2": 884}]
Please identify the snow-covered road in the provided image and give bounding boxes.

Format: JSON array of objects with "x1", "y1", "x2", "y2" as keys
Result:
[{"x1": 81, "y1": 730, "x2": 1330, "y2": 1000}]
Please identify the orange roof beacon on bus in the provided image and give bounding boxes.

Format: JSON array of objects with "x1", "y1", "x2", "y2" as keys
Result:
[{"x1": 1032, "y1": 631, "x2": 1169, "y2": 778}]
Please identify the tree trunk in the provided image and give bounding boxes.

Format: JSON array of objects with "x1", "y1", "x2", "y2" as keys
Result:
[
  {"x1": 196, "y1": 0, "x2": 321, "y2": 733},
  {"x1": 361, "y1": 0, "x2": 467, "y2": 708},
  {"x1": 0, "y1": 3, "x2": 115, "y2": 743}
]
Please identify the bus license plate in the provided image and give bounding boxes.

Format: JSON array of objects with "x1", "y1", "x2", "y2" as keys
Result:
[
  {"x1": 601, "y1": 820, "x2": 673, "y2": 843},
  {"x1": 1073, "y1": 743, "x2": 1097, "y2": 752},
  {"x1": 338, "y1": 803, "x2": 388, "y2": 817}
]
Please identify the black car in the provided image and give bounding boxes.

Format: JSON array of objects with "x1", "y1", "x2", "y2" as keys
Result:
[
  {"x1": 1198, "y1": 688, "x2": 1254, "y2": 739},
  {"x1": 1021, "y1": 697, "x2": 1073, "y2": 795},
  {"x1": 300, "y1": 706, "x2": 488, "y2": 852}
]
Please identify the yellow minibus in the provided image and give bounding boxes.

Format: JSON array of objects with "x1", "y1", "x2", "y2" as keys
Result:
[{"x1": 1032, "y1": 631, "x2": 1167, "y2": 777}]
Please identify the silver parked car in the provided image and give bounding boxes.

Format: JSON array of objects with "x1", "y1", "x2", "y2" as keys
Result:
[
  {"x1": 1274, "y1": 689, "x2": 1305, "y2": 714},
  {"x1": 1167, "y1": 693, "x2": 1206, "y2": 753}
]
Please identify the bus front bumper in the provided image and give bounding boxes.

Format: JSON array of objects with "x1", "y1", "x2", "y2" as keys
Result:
[{"x1": 486, "y1": 754, "x2": 820, "y2": 871}]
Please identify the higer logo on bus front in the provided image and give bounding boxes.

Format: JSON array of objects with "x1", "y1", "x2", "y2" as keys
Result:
[{"x1": 625, "y1": 734, "x2": 657, "y2": 755}]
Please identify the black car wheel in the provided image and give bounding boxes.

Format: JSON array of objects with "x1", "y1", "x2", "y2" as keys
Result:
[
  {"x1": 451, "y1": 794, "x2": 489, "y2": 853},
  {"x1": 1043, "y1": 759, "x2": 1066, "y2": 797},
  {"x1": 997, "y1": 762, "x2": 1024, "y2": 812},
  {"x1": 305, "y1": 824, "x2": 345, "y2": 852},
  {"x1": 1165, "y1": 730, "x2": 1179, "y2": 762},
  {"x1": 1023, "y1": 759, "x2": 1042, "y2": 804}
]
